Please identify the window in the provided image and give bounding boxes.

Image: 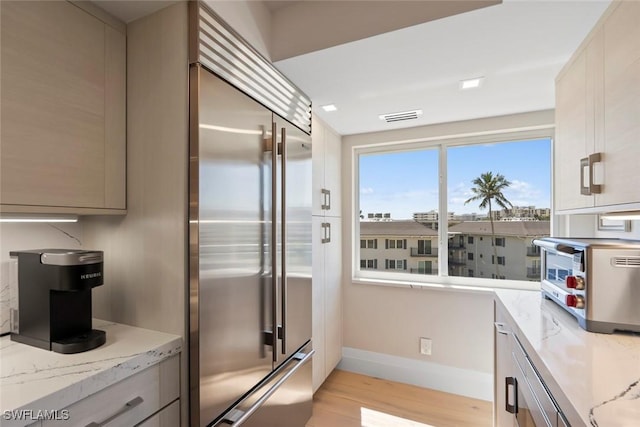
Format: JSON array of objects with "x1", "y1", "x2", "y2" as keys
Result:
[
  {"x1": 417, "y1": 240, "x2": 433, "y2": 255},
  {"x1": 492, "y1": 256, "x2": 506, "y2": 265},
  {"x1": 385, "y1": 239, "x2": 405, "y2": 249},
  {"x1": 360, "y1": 240, "x2": 366, "y2": 249},
  {"x1": 386, "y1": 259, "x2": 406, "y2": 270},
  {"x1": 367, "y1": 239, "x2": 377, "y2": 249},
  {"x1": 361, "y1": 259, "x2": 378, "y2": 269},
  {"x1": 357, "y1": 135, "x2": 551, "y2": 287}
]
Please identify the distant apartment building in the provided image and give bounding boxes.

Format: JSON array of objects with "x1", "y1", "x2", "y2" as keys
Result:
[
  {"x1": 490, "y1": 206, "x2": 551, "y2": 221},
  {"x1": 359, "y1": 220, "x2": 439, "y2": 275},
  {"x1": 448, "y1": 221, "x2": 549, "y2": 281},
  {"x1": 359, "y1": 220, "x2": 550, "y2": 281}
]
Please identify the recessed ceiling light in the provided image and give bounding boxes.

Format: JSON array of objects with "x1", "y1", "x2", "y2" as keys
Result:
[
  {"x1": 321, "y1": 104, "x2": 337, "y2": 112},
  {"x1": 460, "y1": 77, "x2": 484, "y2": 90}
]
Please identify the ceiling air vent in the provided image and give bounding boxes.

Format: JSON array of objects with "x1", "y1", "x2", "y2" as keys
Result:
[
  {"x1": 379, "y1": 109, "x2": 423, "y2": 123},
  {"x1": 611, "y1": 257, "x2": 640, "y2": 267}
]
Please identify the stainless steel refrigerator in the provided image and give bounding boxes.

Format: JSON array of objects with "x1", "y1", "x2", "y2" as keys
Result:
[{"x1": 188, "y1": 63, "x2": 313, "y2": 427}]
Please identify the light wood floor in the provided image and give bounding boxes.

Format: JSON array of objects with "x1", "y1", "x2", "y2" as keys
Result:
[{"x1": 306, "y1": 370, "x2": 492, "y2": 427}]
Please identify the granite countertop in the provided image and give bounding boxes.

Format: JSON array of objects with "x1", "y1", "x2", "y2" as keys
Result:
[
  {"x1": 495, "y1": 289, "x2": 640, "y2": 427},
  {"x1": 0, "y1": 320, "x2": 182, "y2": 427}
]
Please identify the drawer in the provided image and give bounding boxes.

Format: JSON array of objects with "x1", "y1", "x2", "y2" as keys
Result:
[
  {"x1": 136, "y1": 400, "x2": 180, "y2": 427},
  {"x1": 43, "y1": 355, "x2": 179, "y2": 427}
]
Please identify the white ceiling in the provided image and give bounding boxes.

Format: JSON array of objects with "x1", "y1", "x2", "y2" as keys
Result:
[
  {"x1": 274, "y1": 0, "x2": 611, "y2": 135},
  {"x1": 91, "y1": 0, "x2": 611, "y2": 136}
]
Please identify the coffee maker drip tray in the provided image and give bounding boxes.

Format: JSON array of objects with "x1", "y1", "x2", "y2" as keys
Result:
[{"x1": 52, "y1": 329, "x2": 106, "y2": 354}]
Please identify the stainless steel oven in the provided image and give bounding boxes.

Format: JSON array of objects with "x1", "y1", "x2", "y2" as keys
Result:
[{"x1": 533, "y1": 237, "x2": 640, "y2": 334}]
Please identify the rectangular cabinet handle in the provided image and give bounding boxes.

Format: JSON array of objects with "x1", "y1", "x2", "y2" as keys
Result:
[
  {"x1": 321, "y1": 222, "x2": 331, "y2": 244},
  {"x1": 580, "y1": 152, "x2": 603, "y2": 195},
  {"x1": 321, "y1": 188, "x2": 330, "y2": 210},
  {"x1": 505, "y1": 377, "x2": 517, "y2": 414},
  {"x1": 588, "y1": 152, "x2": 602, "y2": 194},
  {"x1": 85, "y1": 396, "x2": 144, "y2": 427}
]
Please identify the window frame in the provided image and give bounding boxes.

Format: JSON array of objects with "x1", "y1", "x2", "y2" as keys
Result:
[{"x1": 351, "y1": 122, "x2": 554, "y2": 291}]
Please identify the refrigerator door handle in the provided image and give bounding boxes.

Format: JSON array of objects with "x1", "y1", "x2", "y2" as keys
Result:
[
  {"x1": 269, "y1": 120, "x2": 278, "y2": 360},
  {"x1": 218, "y1": 350, "x2": 315, "y2": 426},
  {"x1": 280, "y1": 126, "x2": 287, "y2": 355}
]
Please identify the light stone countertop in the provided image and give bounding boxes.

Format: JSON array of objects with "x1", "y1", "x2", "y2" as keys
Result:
[
  {"x1": 0, "y1": 320, "x2": 182, "y2": 427},
  {"x1": 495, "y1": 289, "x2": 640, "y2": 427}
]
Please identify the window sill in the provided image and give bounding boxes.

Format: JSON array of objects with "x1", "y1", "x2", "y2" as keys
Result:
[{"x1": 351, "y1": 276, "x2": 540, "y2": 295}]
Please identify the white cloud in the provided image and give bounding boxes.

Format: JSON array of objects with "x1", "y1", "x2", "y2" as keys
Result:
[{"x1": 360, "y1": 187, "x2": 374, "y2": 194}]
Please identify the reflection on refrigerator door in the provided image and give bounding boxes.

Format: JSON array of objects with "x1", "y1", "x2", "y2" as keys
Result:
[{"x1": 191, "y1": 66, "x2": 313, "y2": 427}]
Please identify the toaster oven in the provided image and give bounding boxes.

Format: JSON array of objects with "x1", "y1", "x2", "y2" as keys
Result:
[{"x1": 532, "y1": 237, "x2": 640, "y2": 334}]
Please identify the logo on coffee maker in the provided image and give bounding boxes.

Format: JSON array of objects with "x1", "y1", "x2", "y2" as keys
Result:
[{"x1": 81, "y1": 272, "x2": 102, "y2": 280}]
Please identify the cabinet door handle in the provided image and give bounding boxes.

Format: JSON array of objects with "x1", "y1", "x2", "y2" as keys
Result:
[
  {"x1": 85, "y1": 396, "x2": 144, "y2": 427},
  {"x1": 580, "y1": 153, "x2": 603, "y2": 195},
  {"x1": 505, "y1": 377, "x2": 517, "y2": 414},
  {"x1": 588, "y1": 152, "x2": 602, "y2": 194},
  {"x1": 321, "y1": 222, "x2": 331, "y2": 244},
  {"x1": 321, "y1": 188, "x2": 330, "y2": 210},
  {"x1": 580, "y1": 156, "x2": 590, "y2": 195}
]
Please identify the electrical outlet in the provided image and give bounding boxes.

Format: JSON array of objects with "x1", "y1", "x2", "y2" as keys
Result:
[{"x1": 419, "y1": 337, "x2": 432, "y2": 355}]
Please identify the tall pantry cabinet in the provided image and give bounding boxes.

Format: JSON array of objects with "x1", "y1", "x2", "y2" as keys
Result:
[
  {"x1": 555, "y1": 0, "x2": 640, "y2": 213},
  {"x1": 311, "y1": 115, "x2": 343, "y2": 391}
]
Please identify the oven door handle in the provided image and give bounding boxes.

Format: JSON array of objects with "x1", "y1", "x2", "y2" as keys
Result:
[
  {"x1": 532, "y1": 239, "x2": 580, "y2": 255},
  {"x1": 505, "y1": 377, "x2": 518, "y2": 414}
]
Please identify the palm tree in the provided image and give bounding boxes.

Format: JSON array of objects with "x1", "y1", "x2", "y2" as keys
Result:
[{"x1": 464, "y1": 172, "x2": 512, "y2": 279}]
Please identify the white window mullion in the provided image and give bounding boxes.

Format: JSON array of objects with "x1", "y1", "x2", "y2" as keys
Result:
[{"x1": 438, "y1": 144, "x2": 448, "y2": 277}]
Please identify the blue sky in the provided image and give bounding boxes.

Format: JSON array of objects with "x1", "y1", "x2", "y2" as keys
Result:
[{"x1": 359, "y1": 138, "x2": 551, "y2": 219}]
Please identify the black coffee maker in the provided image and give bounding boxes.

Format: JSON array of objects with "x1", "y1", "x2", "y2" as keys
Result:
[{"x1": 10, "y1": 249, "x2": 106, "y2": 353}]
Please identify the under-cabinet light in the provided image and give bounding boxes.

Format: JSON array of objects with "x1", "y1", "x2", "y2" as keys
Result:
[
  {"x1": 0, "y1": 214, "x2": 79, "y2": 223},
  {"x1": 601, "y1": 211, "x2": 640, "y2": 221}
]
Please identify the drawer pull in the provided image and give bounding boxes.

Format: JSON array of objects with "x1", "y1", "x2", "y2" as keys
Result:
[
  {"x1": 219, "y1": 350, "x2": 314, "y2": 426},
  {"x1": 85, "y1": 396, "x2": 144, "y2": 427}
]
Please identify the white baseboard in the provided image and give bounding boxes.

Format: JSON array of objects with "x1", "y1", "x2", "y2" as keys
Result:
[{"x1": 337, "y1": 347, "x2": 493, "y2": 401}]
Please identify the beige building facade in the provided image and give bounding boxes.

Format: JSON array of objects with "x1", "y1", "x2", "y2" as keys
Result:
[{"x1": 360, "y1": 220, "x2": 550, "y2": 281}]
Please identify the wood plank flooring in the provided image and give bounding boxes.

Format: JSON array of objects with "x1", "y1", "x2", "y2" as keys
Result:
[{"x1": 306, "y1": 370, "x2": 492, "y2": 427}]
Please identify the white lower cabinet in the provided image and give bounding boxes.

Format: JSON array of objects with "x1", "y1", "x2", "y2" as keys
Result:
[
  {"x1": 312, "y1": 216, "x2": 342, "y2": 391},
  {"x1": 42, "y1": 355, "x2": 179, "y2": 427}
]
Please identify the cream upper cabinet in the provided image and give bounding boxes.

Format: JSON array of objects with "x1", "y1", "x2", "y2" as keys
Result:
[
  {"x1": 555, "y1": 48, "x2": 590, "y2": 211},
  {"x1": 554, "y1": 1, "x2": 640, "y2": 213},
  {"x1": 0, "y1": 1, "x2": 126, "y2": 214},
  {"x1": 312, "y1": 115, "x2": 342, "y2": 217},
  {"x1": 597, "y1": 1, "x2": 640, "y2": 208}
]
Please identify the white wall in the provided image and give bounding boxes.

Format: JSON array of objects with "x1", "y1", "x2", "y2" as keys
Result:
[
  {"x1": 339, "y1": 110, "x2": 556, "y2": 401},
  {"x1": 0, "y1": 222, "x2": 84, "y2": 334},
  {"x1": 204, "y1": 0, "x2": 272, "y2": 59}
]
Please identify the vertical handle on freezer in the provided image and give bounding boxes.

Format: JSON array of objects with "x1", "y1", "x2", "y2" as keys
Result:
[
  {"x1": 280, "y1": 126, "x2": 287, "y2": 355},
  {"x1": 269, "y1": 121, "x2": 278, "y2": 360}
]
